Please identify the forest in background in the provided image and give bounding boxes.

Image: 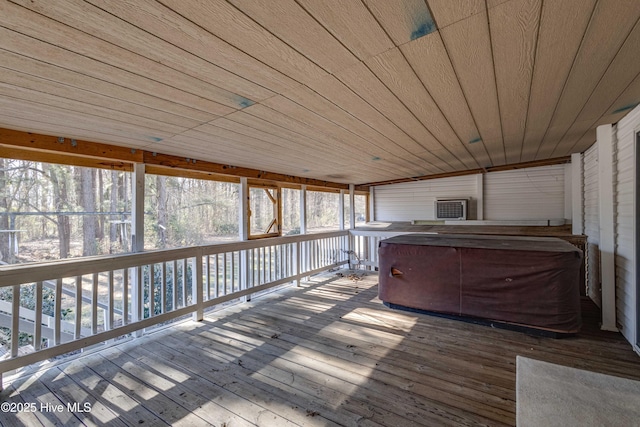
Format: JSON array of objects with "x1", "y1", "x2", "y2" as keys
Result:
[{"x1": 0, "y1": 159, "x2": 364, "y2": 264}]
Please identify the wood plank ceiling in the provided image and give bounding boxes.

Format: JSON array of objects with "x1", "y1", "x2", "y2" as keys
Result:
[{"x1": 0, "y1": 0, "x2": 639, "y2": 185}]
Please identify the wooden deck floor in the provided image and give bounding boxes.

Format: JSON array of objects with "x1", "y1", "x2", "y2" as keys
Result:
[{"x1": 2, "y1": 272, "x2": 640, "y2": 427}]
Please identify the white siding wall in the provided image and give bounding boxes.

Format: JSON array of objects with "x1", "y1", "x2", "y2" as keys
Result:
[
  {"x1": 483, "y1": 165, "x2": 565, "y2": 220},
  {"x1": 374, "y1": 175, "x2": 478, "y2": 221},
  {"x1": 583, "y1": 143, "x2": 601, "y2": 307},
  {"x1": 614, "y1": 105, "x2": 640, "y2": 346}
]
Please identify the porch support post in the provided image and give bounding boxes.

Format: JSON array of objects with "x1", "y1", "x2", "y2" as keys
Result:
[
  {"x1": 239, "y1": 178, "x2": 251, "y2": 300},
  {"x1": 571, "y1": 153, "x2": 584, "y2": 235},
  {"x1": 597, "y1": 124, "x2": 617, "y2": 331},
  {"x1": 131, "y1": 163, "x2": 145, "y2": 337},
  {"x1": 192, "y1": 250, "x2": 203, "y2": 321},
  {"x1": 349, "y1": 184, "x2": 356, "y2": 229},
  {"x1": 476, "y1": 174, "x2": 484, "y2": 220},
  {"x1": 368, "y1": 186, "x2": 375, "y2": 222},
  {"x1": 299, "y1": 185, "x2": 307, "y2": 282},
  {"x1": 339, "y1": 189, "x2": 345, "y2": 230}
]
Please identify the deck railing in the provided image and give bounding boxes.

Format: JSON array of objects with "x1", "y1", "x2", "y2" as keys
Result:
[
  {"x1": 349, "y1": 229, "x2": 429, "y2": 270},
  {"x1": 0, "y1": 231, "x2": 349, "y2": 385}
]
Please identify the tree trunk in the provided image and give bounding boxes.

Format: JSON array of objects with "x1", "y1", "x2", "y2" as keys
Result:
[
  {"x1": 48, "y1": 165, "x2": 71, "y2": 258},
  {"x1": 96, "y1": 170, "x2": 104, "y2": 241},
  {"x1": 156, "y1": 175, "x2": 167, "y2": 248},
  {"x1": 109, "y1": 170, "x2": 118, "y2": 252}
]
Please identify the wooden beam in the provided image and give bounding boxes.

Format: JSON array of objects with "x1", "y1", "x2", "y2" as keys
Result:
[
  {"x1": 0, "y1": 145, "x2": 132, "y2": 171},
  {"x1": 0, "y1": 128, "x2": 143, "y2": 162},
  {"x1": 143, "y1": 151, "x2": 348, "y2": 190},
  {"x1": 361, "y1": 156, "x2": 571, "y2": 188}
]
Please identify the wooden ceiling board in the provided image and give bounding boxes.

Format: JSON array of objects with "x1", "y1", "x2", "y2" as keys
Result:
[
  {"x1": 0, "y1": 2, "x2": 238, "y2": 117},
  {"x1": 519, "y1": 0, "x2": 596, "y2": 162},
  {"x1": 0, "y1": 98, "x2": 175, "y2": 147},
  {"x1": 440, "y1": 9, "x2": 506, "y2": 166},
  {"x1": 365, "y1": 47, "x2": 481, "y2": 170},
  {"x1": 11, "y1": 0, "x2": 274, "y2": 103},
  {"x1": 0, "y1": 27, "x2": 224, "y2": 124},
  {"x1": 363, "y1": 0, "x2": 437, "y2": 46},
  {"x1": 153, "y1": 134, "x2": 379, "y2": 184},
  {"x1": 0, "y1": 78, "x2": 188, "y2": 138},
  {"x1": 489, "y1": 0, "x2": 541, "y2": 164},
  {"x1": 539, "y1": 0, "x2": 640, "y2": 158},
  {"x1": 400, "y1": 32, "x2": 492, "y2": 168},
  {"x1": 159, "y1": 0, "x2": 327, "y2": 85},
  {"x1": 552, "y1": 18, "x2": 640, "y2": 157},
  {"x1": 0, "y1": 49, "x2": 204, "y2": 129},
  {"x1": 227, "y1": 0, "x2": 358, "y2": 74},
  {"x1": 304, "y1": 74, "x2": 446, "y2": 168},
  {"x1": 259, "y1": 95, "x2": 432, "y2": 177},
  {"x1": 295, "y1": 0, "x2": 394, "y2": 60},
  {"x1": 87, "y1": 0, "x2": 298, "y2": 95},
  {"x1": 335, "y1": 61, "x2": 460, "y2": 171},
  {"x1": 427, "y1": 0, "x2": 485, "y2": 29},
  {"x1": 238, "y1": 103, "x2": 433, "y2": 177}
]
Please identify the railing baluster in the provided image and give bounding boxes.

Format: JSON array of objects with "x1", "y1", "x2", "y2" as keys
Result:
[
  {"x1": 107, "y1": 271, "x2": 114, "y2": 331},
  {"x1": 33, "y1": 281, "x2": 43, "y2": 351},
  {"x1": 123, "y1": 269, "x2": 129, "y2": 325},
  {"x1": 161, "y1": 262, "x2": 167, "y2": 314},
  {"x1": 10, "y1": 285, "x2": 19, "y2": 358},
  {"x1": 149, "y1": 264, "x2": 155, "y2": 318},
  {"x1": 92, "y1": 273, "x2": 99, "y2": 335},
  {"x1": 172, "y1": 260, "x2": 178, "y2": 311},
  {"x1": 231, "y1": 251, "x2": 236, "y2": 292},
  {"x1": 54, "y1": 278, "x2": 62, "y2": 345},
  {"x1": 75, "y1": 276, "x2": 82, "y2": 340},
  {"x1": 204, "y1": 255, "x2": 210, "y2": 301},
  {"x1": 214, "y1": 254, "x2": 219, "y2": 298},
  {"x1": 222, "y1": 253, "x2": 228, "y2": 296},
  {"x1": 181, "y1": 258, "x2": 187, "y2": 306}
]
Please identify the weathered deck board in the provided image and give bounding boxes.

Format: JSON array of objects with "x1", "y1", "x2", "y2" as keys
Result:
[{"x1": 2, "y1": 272, "x2": 640, "y2": 427}]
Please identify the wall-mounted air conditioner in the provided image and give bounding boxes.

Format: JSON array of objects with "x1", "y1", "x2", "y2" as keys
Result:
[{"x1": 435, "y1": 198, "x2": 468, "y2": 220}]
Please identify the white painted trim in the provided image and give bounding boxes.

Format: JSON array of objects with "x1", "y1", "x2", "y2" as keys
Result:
[
  {"x1": 369, "y1": 186, "x2": 375, "y2": 222},
  {"x1": 339, "y1": 189, "x2": 345, "y2": 230},
  {"x1": 597, "y1": 124, "x2": 618, "y2": 331},
  {"x1": 239, "y1": 177, "x2": 249, "y2": 241},
  {"x1": 300, "y1": 185, "x2": 307, "y2": 234},
  {"x1": 571, "y1": 153, "x2": 584, "y2": 235},
  {"x1": 476, "y1": 173, "x2": 484, "y2": 220},
  {"x1": 131, "y1": 163, "x2": 145, "y2": 253},
  {"x1": 349, "y1": 184, "x2": 356, "y2": 230}
]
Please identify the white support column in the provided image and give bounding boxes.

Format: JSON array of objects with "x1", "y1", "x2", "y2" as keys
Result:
[
  {"x1": 339, "y1": 189, "x2": 345, "y2": 230},
  {"x1": 597, "y1": 124, "x2": 618, "y2": 331},
  {"x1": 368, "y1": 186, "x2": 375, "y2": 222},
  {"x1": 192, "y1": 251, "x2": 204, "y2": 321},
  {"x1": 476, "y1": 174, "x2": 484, "y2": 220},
  {"x1": 571, "y1": 153, "x2": 584, "y2": 235},
  {"x1": 239, "y1": 178, "x2": 250, "y2": 300},
  {"x1": 131, "y1": 163, "x2": 145, "y2": 253},
  {"x1": 349, "y1": 184, "x2": 356, "y2": 229},
  {"x1": 300, "y1": 185, "x2": 307, "y2": 235},
  {"x1": 131, "y1": 163, "x2": 145, "y2": 337}
]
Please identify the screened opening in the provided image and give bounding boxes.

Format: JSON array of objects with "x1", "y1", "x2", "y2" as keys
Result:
[{"x1": 249, "y1": 185, "x2": 280, "y2": 238}]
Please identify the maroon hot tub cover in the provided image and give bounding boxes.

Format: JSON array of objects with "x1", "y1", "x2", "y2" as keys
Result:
[{"x1": 378, "y1": 234, "x2": 583, "y2": 334}]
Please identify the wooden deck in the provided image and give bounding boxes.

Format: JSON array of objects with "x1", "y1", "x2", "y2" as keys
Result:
[{"x1": 2, "y1": 272, "x2": 640, "y2": 427}]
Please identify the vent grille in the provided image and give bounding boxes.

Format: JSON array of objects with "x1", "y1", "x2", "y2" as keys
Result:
[{"x1": 435, "y1": 199, "x2": 467, "y2": 220}]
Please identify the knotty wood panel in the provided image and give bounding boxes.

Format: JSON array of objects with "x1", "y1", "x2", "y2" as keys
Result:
[
  {"x1": 489, "y1": 0, "x2": 541, "y2": 164},
  {"x1": 519, "y1": 0, "x2": 595, "y2": 162},
  {"x1": 427, "y1": 0, "x2": 485, "y2": 29},
  {"x1": 364, "y1": 0, "x2": 436, "y2": 45},
  {"x1": 295, "y1": 0, "x2": 393, "y2": 60},
  {"x1": 539, "y1": 0, "x2": 640, "y2": 159},
  {"x1": 441, "y1": 9, "x2": 506, "y2": 166},
  {"x1": 401, "y1": 32, "x2": 493, "y2": 168}
]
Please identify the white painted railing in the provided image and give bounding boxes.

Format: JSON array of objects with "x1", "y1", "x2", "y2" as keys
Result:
[
  {"x1": 349, "y1": 229, "x2": 436, "y2": 269},
  {"x1": 0, "y1": 231, "x2": 349, "y2": 385}
]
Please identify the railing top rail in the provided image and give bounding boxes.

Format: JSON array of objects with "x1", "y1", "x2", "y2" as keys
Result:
[{"x1": 0, "y1": 230, "x2": 349, "y2": 287}]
